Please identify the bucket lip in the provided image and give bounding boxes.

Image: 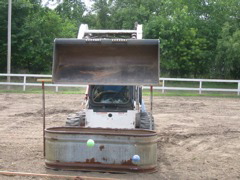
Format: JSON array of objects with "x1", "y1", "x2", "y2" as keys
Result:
[
  {"x1": 45, "y1": 126, "x2": 157, "y2": 137},
  {"x1": 54, "y1": 38, "x2": 160, "y2": 45}
]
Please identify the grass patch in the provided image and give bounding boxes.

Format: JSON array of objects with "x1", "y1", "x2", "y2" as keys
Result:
[
  {"x1": 165, "y1": 81, "x2": 238, "y2": 89},
  {"x1": 0, "y1": 81, "x2": 239, "y2": 98},
  {"x1": 0, "y1": 86, "x2": 86, "y2": 94},
  {"x1": 142, "y1": 89, "x2": 240, "y2": 98}
]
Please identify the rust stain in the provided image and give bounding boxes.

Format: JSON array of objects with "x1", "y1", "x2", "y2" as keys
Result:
[
  {"x1": 46, "y1": 126, "x2": 157, "y2": 137},
  {"x1": 80, "y1": 121, "x2": 85, "y2": 126},
  {"x1": 90, "y1": 158, "x2": 95, "y2": 163},
  {"x1": 85, "y1": 158, "x2": 101, "y2": 164},
  {"x1": 74, "y1": 177, "x2": 84, "y2": 180},
  {"x1": 99, "y1": 145, "x2": 105, "y2": 151},
  {"x1": 121, "y1": 159, "x2": 135, "y2": 166},
  {"x1": 102, "y1": 157, "x2": 107, "y2": 161},
  {"x1": 51, "y1": 138, "x2": 58, "y2": 140},
  {"x1": 46, "y1": 161, "x2": 156, "y2": 173},
  {"x1": 80, "y1": 70, "x2": 120, "y2": 80}
]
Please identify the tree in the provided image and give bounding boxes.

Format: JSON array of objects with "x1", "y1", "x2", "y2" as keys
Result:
[
  {"x1": 91, "y1": 0, "x2": 113, "y2": 29},
  {"x1": 0, "y1": 0, "x2": 35, "y2": 73},
  {"x1": 109, "y1": 0, "x2": 161, "y2": 29},
  {"x1": 1, "y1": 0, "x2": 239, "y2": 78},
  {"x1": 0, "y1": 1, "x2": 8, "y2": 73},
  {"x1": 215, "y1": 22, "x2": 240, "y2": 79},
  {"x1": 145, "y1": 3, "x2": 209, "y2": 77},
  {"x1": 55, "y1": 0, "x2": 86, "y2": 26},
  {"x1": 17, "y1": 8, "x2": 76, "y2": 73},
  {"x1": 0, "y1": 0, "x2": 77, "y2": 73}
]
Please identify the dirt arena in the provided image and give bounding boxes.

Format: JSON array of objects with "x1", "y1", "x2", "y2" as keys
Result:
[{"x1": 0, "y1": 93, "x2": 240, "y2": 179}]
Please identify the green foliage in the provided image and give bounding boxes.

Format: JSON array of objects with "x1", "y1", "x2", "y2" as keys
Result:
[
  {"x1": 0, "y1": 0, "x2": 35, "y2": 73},
  {"x1": 0, "y1": 1, "x2": 8, "y2": 71},
  {"x1": 87, "y1": 0, "x2": 239, "y2": 79},
  {"x1": 145, "y1": 3, "x2": 209, "y2": 77},
  {"x1": 91, "y1": 0, "x2": 113, "y2": 29},
  {"x1": 0, "y1": 0, "x2": 76, "y2": 73},
  {"x1": 215, "y1": 23, "x2": 240, "y2": 78},
  {"x1": 17, "y1": 8, "x2": 76, "y2": 73},
  {"x1": 55, "y1": 0, "x2": 86, "y2": 26},
  {"x1": 0, "y1": 0, "x2": 239, "y2": 79},
  {"x1": 144, "y1": 0, "x2": 240, "y2": 78}
]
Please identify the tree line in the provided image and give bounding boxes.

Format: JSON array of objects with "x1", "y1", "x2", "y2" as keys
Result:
[{"x1": 0, "y1": 0, "x2": 239, "y2": 79}]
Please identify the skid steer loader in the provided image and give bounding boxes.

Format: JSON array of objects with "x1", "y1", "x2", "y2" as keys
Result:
[{"x1": 45, "y1": 24, "x2": 160, "y2": 173}]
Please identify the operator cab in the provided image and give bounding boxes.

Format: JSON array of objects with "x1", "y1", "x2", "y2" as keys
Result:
[{"x1": 88, "y1": 85, "x2": 134, "y2": 112}]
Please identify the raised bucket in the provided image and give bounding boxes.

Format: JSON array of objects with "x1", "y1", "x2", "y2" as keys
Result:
[{"x1": 52, "y1": 39, "x2": 159, "y2": 86}]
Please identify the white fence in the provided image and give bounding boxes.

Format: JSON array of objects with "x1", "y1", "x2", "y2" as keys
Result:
[
  {"x1": 0, "y1": 73, "x2": 240, "y2": 95},
  {"x1": 0, "y1": 73, "x2": 86, "y2": 92}
]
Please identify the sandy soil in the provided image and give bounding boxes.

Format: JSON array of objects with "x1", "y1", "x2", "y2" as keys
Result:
[{"x1": 0, "y1": 93, "x2": 240, "y2": 180}]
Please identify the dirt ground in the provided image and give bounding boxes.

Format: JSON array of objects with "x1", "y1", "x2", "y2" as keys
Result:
[{"x1": 0, "y1": 93, "x2": 240, "y2": 180}]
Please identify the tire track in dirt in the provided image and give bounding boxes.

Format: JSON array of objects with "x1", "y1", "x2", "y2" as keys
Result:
[{"x1": 1, "y1": 94, "x2": 240, "y2": 179}]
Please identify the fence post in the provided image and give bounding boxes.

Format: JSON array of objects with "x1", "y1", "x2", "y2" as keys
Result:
[
  {"x1": 55, "y1": 85, "x2": 58, "y2": 92},
  {"x1": 199, "y1": 80, "x2": 202, "y2": 94},
  {"x1": 162, "y1": 80, "x2": 165, "y2": 93},
  {"x1": 23, "y1": 76, "x2": 26, "y2": 91},
  {"x1": 238, "y1": 82, "x2": 240, "y2": 96}
]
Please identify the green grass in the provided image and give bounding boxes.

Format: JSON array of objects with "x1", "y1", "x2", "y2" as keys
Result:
[
  {"x1": 142, "y1": 90, "x2": 240, "y2": 98},
  {"x1": 165, "y1": 81, "x2": 237, "y2": 89},
  {"x1": 0, "y1": 86, "x2": 86, "y2": 94},
  {"x1": 146, "y1": 80, "x2": 239, "y2": 98},
  {"x1": 0, "y1": 81, "x2": 239, "y2": 98}
]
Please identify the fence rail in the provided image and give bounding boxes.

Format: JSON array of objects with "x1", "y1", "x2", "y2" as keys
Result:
[{"x1": 0, "y1": 73, "x2": 240, "y2": 95}]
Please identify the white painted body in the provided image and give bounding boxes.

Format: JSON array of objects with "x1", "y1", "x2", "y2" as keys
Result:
[
  {"x1": 85, "y1": 109, "x2": 138, "y2": 129},
  {"x1": 77, "y1": 24, "x2": 142, "y2": 39}
]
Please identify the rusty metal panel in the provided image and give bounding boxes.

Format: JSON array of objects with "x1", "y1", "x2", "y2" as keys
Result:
[
  {"x1": 45, "y1": 127, "x2": 158, "y2": 173},
  {"x1": 52, "y1": 39, "x2": 159, "y2": 85}
]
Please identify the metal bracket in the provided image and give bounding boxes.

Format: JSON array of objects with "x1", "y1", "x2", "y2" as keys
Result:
[{"x1": 78, "y1": 24, "x2": 143, "y2": 39}]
